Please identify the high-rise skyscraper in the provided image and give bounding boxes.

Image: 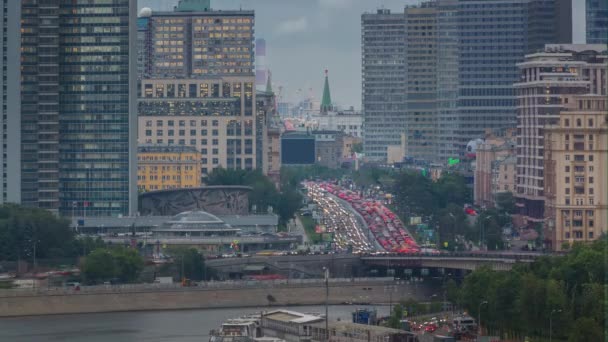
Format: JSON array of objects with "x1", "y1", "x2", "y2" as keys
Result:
[
  {"x1": 403, "y1": 3, "x2": 438, "y2": 160},
  {"x1": 361, "y1": 0, "x2": 572, "y2": 163},
  {"x1": 361, "y1": 9, "x2": 406, "y2": 160},
  {"x1": 448, "y1": 0, "x2": 572, "y2": 161},
  {"x1": 138, "y1": 1, "x2": 257, "y2": 177},
  {"x1": 0, "y1": 1, "x2": 21, "y2": 205},
  {"x1": 7, "y1": 1, "x2": 137, "y2": 217},
  {"x1": 586, "y1": 0, "x2": 608, "y2": 45}
]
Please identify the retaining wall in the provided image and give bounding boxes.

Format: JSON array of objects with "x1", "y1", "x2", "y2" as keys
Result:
[{"x1": 0, "y1": 281, "x2": 431, "y2": 317}]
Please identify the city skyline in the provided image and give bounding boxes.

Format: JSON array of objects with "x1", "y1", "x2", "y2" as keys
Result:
[{"x1": 139, "y1": 0, "x2": 587, "y2": 109}]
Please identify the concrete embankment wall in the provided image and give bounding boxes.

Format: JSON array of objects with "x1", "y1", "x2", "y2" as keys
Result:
[{"x1": 0, "y1": 281, "x2": 431, "y2": 317}]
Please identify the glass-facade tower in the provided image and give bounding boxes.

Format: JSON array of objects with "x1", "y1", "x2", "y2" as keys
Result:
[
  {"x1": 18, "y1": 0, "x2": 137, "y2": 217},
  {"x1": 361, "y1": 0, "x2": 571, "y2": 163},
  {"x1": 586, "y1": 0, "x2": 608, "y2": 44},
  {"x1": 0, "y1": 1, "x2": 21, "y2": 205}
]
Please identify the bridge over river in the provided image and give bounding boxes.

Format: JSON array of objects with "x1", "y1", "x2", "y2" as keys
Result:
[{"x1": 206, "y1": 251, "x2": 547, "y2": 278}]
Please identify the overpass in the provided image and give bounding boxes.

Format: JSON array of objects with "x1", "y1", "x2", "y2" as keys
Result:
[
  {"x1": 360, "y1": 253, "x2": 540, "y2": 271},
  {"x1": 206, "y1": 252, "x2": 546, "y2": 278}
]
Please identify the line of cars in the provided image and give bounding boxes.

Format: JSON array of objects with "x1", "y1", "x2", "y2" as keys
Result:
[
  {"x1": 305, "y1": 182, "x2": 374, "y2": 253},
  {"x1": 315, "y1": 182, "x2": 421, "y2": 254}
]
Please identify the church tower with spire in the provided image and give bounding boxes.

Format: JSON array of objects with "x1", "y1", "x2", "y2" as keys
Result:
[{"x1": 320, "y1": 69, "x2": 332, "y2": 114}]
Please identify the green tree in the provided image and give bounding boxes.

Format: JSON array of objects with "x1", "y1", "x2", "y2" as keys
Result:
[
  {"x1": 276, "y1": 187, "x2": 303, "y2": 226},
  {"x1": 169, "y1": 247, "x2": 207, "y2": 281},
  {"x1": 71, "y1": 236, "x2": 106, "y2": 257},
  {"x1": 81, "y1": 249, "x2": 116, "y2": 283},
  {"x1": 387, "y1": 304, "x2": 404, "y2": 329},
  {"x1": 0, "y1": 204, "x2": 75, "y2": 261},
  {"x1": 470, "y1": 209, "x2": 507, "y2": 250},
  {"x1": 351, "y1": 142, "x2": 363, "y2": 153},
  {"x1": 568, "y1": 317, "x2": 602, "y2": 342},
  {"x1": 494, "y1": 191, "x2": 516, "y2": 213},
  {"x1": 112, "y1": 247, "x2": 145, "y2": 283},
  {"x1": 457, "y1": 240, "x2": 607, "y2": 340},
  {"x1": 205, "y1": 167, "x2": 249, "y2": 186},
  {"x1": 392, "y1": 171, "x2": 472, "y2": 221},
  {"x1": 81, "y1": 247, "x2": 144, "y2": 284}
]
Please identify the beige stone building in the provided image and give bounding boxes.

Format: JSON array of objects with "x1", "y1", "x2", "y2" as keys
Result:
[
  {"x1": 138, "y1": 77, "x2": 257, "y2": 176},
  {"x1": 474, "y1": 129, "x2": 516, "y2": 208},
  {"x1": 544, "y1": 94, "x2": 607, "y2": 251},
  {"x1": 515, "y1": 44, "x2": 607, "y2": 227}
]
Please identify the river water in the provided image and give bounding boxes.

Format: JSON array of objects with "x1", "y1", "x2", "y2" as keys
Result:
[{"x1": 0, "y1": 305, "x2": 391, "y2": 342}]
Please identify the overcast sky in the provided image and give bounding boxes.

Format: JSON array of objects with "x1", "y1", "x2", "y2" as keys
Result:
[{"x1": 139, "y1": 0, "x2": 585, "y2": 109}]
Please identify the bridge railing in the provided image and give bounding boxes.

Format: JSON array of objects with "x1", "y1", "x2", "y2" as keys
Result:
[
  {"x1": 359, "y1": 251, "x2": 552, "y2": 260},
  {"x1": 0, "y1": 277, "x2": 398, "y2": 298}
]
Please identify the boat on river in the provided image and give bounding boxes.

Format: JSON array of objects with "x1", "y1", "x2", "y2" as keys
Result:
[{"x1": 209, "y1": 315, "x2": 262, "y2": 342}]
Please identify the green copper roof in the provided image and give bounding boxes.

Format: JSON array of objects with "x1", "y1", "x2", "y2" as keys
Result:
[
  {"x1": 266, "y1": 71, "x2": 273, "y2": 94},
  {"x1": 175, "y1": 0, "x2": 211, "y2": 12},
  {"x1": 320, "y1": 70, "x2": 332, "y2": 112}
]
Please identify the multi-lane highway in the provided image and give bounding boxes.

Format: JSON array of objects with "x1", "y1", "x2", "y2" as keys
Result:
[
  {"x1": 306, "y1": 181, "x2": 422, "y2": 255},
  {"x1": 305, "y1": 182, "x2": 374, "y2": 253}
]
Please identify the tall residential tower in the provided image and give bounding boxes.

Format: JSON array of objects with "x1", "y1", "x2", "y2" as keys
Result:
[
  {"x1": 361, "y1": 9, "x2": 406, "y2": 160},
  {"x1": 8, "y1": 0, "x2": 138, "y2": 217},
  {"x1": 0, "y1": 1, "x2": 21, "y2": 205}
]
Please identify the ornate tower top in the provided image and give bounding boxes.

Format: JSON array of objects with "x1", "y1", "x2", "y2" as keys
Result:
[{"x1": 320, "y1": 70, "x2": 332, "y2": 114}]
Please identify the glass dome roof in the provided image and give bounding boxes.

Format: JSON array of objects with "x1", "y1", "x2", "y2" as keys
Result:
[
  {"x1": 156, "y1": 211, "x2": 238, "y2": 233},
  {"x1": 168, "y1": 210, "x2": 224, "y2": 224}
]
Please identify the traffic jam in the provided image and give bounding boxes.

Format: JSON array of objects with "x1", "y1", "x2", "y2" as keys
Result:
[
  {"x1": 305, "y1": 182, "x2": 374, "y2": 253},
  {"x1": 305, "y1": 181, "x2": 421, "y2": 254}
]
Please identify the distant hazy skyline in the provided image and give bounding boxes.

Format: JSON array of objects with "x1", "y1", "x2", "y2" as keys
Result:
[{"x1": 139, "y1": 0, "x2": 585, "y2": 109}]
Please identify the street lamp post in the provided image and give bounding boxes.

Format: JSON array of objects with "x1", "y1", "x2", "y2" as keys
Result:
[
  {"x1": 446, "y1": 213, "x2": 459, "y2": 250},
  {"x1": 549, "y1": 309, "x2": 562, "y2": 342},
  {"x1": 478, "y1": 300, "x2": 488, "y2": 336},
  {"x1": 480, "y1": 216, "x2": 491, "y2": 251},
  {"x1": 323, "y1": 267, "x2": 329, "y2": 342}
]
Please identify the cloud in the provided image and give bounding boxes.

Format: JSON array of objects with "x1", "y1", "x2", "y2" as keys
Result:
[
  {"x1": 275, "y1": 16, "x2": 308, "y2": 35},
  {"x1": 318, "y1": 0, "x2": 350, "y2": 9}
]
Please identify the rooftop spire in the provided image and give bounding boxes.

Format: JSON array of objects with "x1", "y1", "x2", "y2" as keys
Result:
[{"x1": 320, "y1": 69, "x2": 332, "y2": 113}]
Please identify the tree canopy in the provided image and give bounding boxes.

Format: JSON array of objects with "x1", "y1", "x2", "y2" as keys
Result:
[
  {"x1": 167, "y1": 247, "x2": 207, "y2": 281},
  {"x1": 0, "y1": 204, "x2": 75, "y2": 261},
  {"x1": 81, "y1": 247, "x2": 144, "y2": 284},
  {"x1": 457, "y1": 239, "x2": 606, "y2": 341},
  {"x1": 392, "y1": 172, "x2": 471, "y2": 218},
  {"x1": 392, "y1": 171, "x2": 472, "y2": 249}
]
